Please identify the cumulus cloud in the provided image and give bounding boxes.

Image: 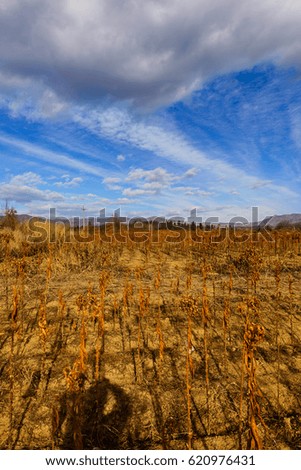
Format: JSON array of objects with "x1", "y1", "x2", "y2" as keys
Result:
[
  {"x1": 54, "y1": 176, "x2": 83, "y2": 187},
  {"x1": 122, "y1": 188, "x2": 156, "y2": 197},
  {"x1": 0, "y1": 173, "x2": 64, "y2": 203},
  {"x1": 103, "y1": 177, "x2": 121, "y2": 184},
  {"x1": 102, "y1": 176, "x2": 123, "y2": 190},
  {"x1": 121, "y1": 166, "x2": 202, "y2": 198},
  {"x1": 126, "y1": 167, "x2": 177, "y2": 184},
  {"x1": 10, "y1": 171, "x2": 45, "y2": 186},
  {"x1": 1, "y1": 0, "x2": 301, "y2": 108},
  {"x1": 125, "y1": 166, "x2": 199, "y2": 193},
  {"x1": 181, "y1": 188, "x2": 214, "y2": 197}
]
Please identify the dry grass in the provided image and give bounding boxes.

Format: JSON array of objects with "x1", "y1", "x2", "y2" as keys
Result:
[{"x1": 0, "y1": 223, "x2": 300, "y2": 450}]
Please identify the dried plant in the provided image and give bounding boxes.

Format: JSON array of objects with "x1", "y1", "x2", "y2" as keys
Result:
[
  {"x1": 1, "y1": 223, "x2": 300, "y2": 450},
  {"x1": 8, "y1": 288, "x2": 19, "y2": 449},
  {"x1": 180, "y1": 294, "x2": 198, "y2": 449},
  {"x1": 243, "y1": 322, "x2": 265, "y2": 450},
  {"x1": 274, "y1": 262, "x2": 282, "y2": 415},
  {"x1": 64, "y1": 361, "x2": 87, "y2": 449},
  {"x1": 186, "y1": 298, "x2": 193, "y2": 450},
  {"x1": 155, "y1": 300, "x2": 165, "y2": 379},
  {"x1": 201, "y1": 265, "x2": 211, "y2": 430},
  {"x1": 38, "y1": 295, "x2": 48, "y2": 382},
  {"x1": 288, "y1": 275, "x2": 294, "y2": 343}
]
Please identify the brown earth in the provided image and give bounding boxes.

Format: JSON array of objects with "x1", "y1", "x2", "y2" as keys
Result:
[{"x1": 0, "y1": 225, "x2": 300, "y2": 450}]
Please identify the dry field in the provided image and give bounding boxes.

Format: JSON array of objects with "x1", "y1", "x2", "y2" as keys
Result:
[{"x1": 0, "y1": 222, "x2": 300, "y2": 450}]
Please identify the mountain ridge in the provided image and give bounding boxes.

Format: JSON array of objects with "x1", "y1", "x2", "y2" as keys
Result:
[{"x1": 1, "y1": 212, "x2": 301, "y2": 228}]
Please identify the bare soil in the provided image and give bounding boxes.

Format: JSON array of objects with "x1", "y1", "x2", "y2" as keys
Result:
[{"x1": 0, "y1": 227, "x2": 300, "y2": 450}]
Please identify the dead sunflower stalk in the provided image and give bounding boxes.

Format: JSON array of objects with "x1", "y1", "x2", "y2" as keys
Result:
[
  {"x1": 202, "y1": 265, "x2": 210, "y2": 432},
  {"x1": 243, "y1": 322, "x2": 265, "y2": 450},
  {"x1": 8, "y1": 288, "x2": 19, "y2": 449}
]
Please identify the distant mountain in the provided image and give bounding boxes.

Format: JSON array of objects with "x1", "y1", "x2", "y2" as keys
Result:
[
  {"x1": 259, "y1": 213, "x2": 301, "y2": 228},
  {"x1": 1, "y1": 212, "x2": 300, "y2": 229},
  {"x1": 17, "y1": 214, "x2": 36, "y2": 222},
  {"x1": 0, "y1": 213, "x2": 33, "y2": 223},
  {"x1": 146, "y1": 216, "x2": 166, "y2": 223}
]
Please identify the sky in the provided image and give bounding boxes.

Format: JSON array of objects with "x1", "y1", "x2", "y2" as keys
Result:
[{"x1": 0, "y1": 0, "x2": 301, "y2": 223}]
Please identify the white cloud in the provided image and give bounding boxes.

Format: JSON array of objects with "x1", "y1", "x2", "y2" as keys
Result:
[
  {"x1": 103, "y1": 176, "x2": 123, "y2": 191},
  {"x1": 126, "y1": 167, "x2": 177, "y2": 184},
  {"x1": 114, "y1": 164, "x2": 212, "y2": 202},
  {"x1": 0, "y1": 177, "x2": 64, "y2": 204},
  {"x1": 123, "y1": 188, "x2": 156, "y2": 197},
  {"x1": 183, "y1": 168, "x2": 198, "y2": 178},
  {"x1": 54, "y1": 176, "x2": 83, "y2": 187},
  {"x1": 10, "y1": 171, "x2": 44, "y2": 186},
  {"x1": 103, "y1": 177, "x2": 121, "y2": 184},
  {"x1": 250, "y1": 180, "x2": 273, "y2": 190},
  {"x1": 184, "y1": 189, "x2": 214, "y2": 197},
  {"x1": 0, "y1": 133, "x2": 109, "y2": 177},
  {"x1": 0, "y1": 71, "x2": 68, "y2": 119},
  {"x1": 0, "y1": 171, "x2": 65, "y2": 206},
  {"x1": 86, "y1": 107, "x2": 299, "y2": 205},
  {"x1": 79, "y1": 107, "x2": 279, "y2": 189},
  {"x1": 123, "y1": 166, "x2": 201, "y2": 196},
  {"x1": 1, "y1": 1, "x2": 300, "y2": 218},
  {"x1": 142, "y1": 182, "x2": 166, "y2": 191},
  {"x1": 79, "y1": 108, "x2": 236, "y2": 182},
  {"x1": 113, "y1": 197, "x2": 138, "y2": 205}
]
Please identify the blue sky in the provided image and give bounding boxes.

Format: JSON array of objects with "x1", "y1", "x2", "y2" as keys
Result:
[{"x1": 0, "y1": 0, "x2": 300, "y2": 222}]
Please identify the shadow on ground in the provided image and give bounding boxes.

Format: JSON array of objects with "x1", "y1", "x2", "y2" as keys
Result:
[{"x1": 56, "y1": 378, "x2": 131, "y2": 450}]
